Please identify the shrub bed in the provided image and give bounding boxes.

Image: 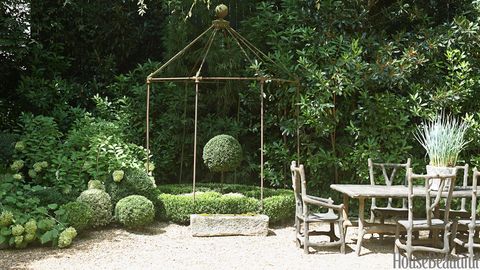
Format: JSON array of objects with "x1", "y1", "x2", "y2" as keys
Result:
[{"x1": 156, "y1": 184, "x2": 294, "y2": 224}]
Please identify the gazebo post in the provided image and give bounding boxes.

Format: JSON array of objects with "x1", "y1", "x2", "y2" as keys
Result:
[
  {"x1": 296, "y1": 82, "x2": 300, "y2": 164},
  {"x1": 260, "y1": 79, "x2": 265, "y2": 209},
  {"x1": 146, "y1": 81, "x2": 151, "y2": 174},
  {"x1": 193, "y1": 77, "x2": 200, "y2": 202}
]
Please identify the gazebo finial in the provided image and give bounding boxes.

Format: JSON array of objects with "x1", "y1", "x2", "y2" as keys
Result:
[
  {"x1": 215, "y1": 4, "x2": 228, "y2": 19},
  {"x1": 212, "y1": 4, "x2": 229, "y2": 29}
]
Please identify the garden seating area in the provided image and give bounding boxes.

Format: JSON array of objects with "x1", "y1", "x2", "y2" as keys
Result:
[{"x1": 292, "y1": 160, "x2": 480, "y2": 260}]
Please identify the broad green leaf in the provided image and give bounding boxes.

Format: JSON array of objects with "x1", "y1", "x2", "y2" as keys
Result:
[
  {"x1": 40, "y1": 231, "x2": 53, "y2": 244},
  {"x1": 0, "y1": 227, "x2": 12, "y2": 236}
]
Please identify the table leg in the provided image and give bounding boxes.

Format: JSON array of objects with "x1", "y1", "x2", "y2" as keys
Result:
[
  {"x1": 343, "y1": 194, "x2": 352, "y2": 227},
  {"x1": 343, "y1": 194, "x2": 349, "y2": 215},
  {"x1": 356, "y1": 197, "x2": 366, "y2": 256}
]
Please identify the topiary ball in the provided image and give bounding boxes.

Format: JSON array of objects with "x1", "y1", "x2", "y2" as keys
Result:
[
  {"x1": 115, "y1": 195, "x2": 155, "y2": 228},
  {"x1": 77, "y1": 189, "x2": 112, "y2": 228},
  {"x1": 57, "y1": 201, "x2": 93, "y2": 232},
  {"x1": 203, "y1": 134, "x2": 242, "y2": 173}
]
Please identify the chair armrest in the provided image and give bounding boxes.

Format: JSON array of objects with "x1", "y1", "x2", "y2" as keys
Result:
[
  {"x1": 304, "y1": 195, "x2": 344, "y2": 211},
  {"x1": 307, "y1": 195, "x2": 334, "y2": 204}
]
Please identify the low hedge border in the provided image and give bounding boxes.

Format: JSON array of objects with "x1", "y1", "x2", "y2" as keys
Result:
[{"x1": 155, "y1": 184, "x2": 294, "y2": 224}]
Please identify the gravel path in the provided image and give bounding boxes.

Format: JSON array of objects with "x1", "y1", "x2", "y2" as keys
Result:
[{"x1": 0, "y1": 222, "x2": 457, "y2": 270}]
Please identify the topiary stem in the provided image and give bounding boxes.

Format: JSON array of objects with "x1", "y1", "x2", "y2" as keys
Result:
[{"x1": 221, "y1": 172, "x2": 224, "y2": 193}]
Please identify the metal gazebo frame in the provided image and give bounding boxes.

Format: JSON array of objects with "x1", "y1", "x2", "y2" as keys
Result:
[{"x1": 145, "y1": 6, "x2": 299, "y2": 206}]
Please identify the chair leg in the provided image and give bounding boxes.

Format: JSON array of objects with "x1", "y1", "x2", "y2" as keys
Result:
[
  {"x1": 338, "y1": 221, "x2": 345, "y2": 254},
  {"x1": 451, "y1": 221, "x2": 458, "y2": 255},
  {"x1": 304, "y1": 221, "x2": 309, "y2": 254},
  {"x1": 329, "y1": 223, "x2": 336, "y2": 242},
  {"x1": 432, "y1": 228, "x2": 439, "y2": 247},
  {"x1": 443, "y1": 226, "x2": 450, "y2": 261},
  {"x1": 468, "y1": 225, "x2": 475, "y2": 260},
  {"x1": 356, "y1": 227, "x2": 366, "y2": 256},
  {"x1": 379, "y1": 216, "x2": 385, "y2": 240},
  {"x1": 295, "y1": 217, "x2": 301, "y2": 247},
  {"x1": 406, "y1": 228, "x2": 413, "y2": 264},
  {"x1": 369, "y1": 210, "x2": 375, "y2": 223},
  {"x1": 394, "y1": 224, "x2": 400, "y2": 255}
]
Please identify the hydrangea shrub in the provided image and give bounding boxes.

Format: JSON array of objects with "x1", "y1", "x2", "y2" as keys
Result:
[{"x1": 58, "y1": 227, "x2": 77, "y2": 248}]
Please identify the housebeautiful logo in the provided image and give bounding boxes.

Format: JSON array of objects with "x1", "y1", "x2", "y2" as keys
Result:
[{"x1": 393, "y1": 253, "x2": 480, "y2": 269}]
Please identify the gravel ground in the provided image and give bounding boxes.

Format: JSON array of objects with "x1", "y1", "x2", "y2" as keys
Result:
[{"x1": 0, "y1": 222, "x2": 472, "y2": 270}]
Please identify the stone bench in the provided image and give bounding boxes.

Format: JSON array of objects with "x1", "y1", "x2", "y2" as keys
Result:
[{"x1": 190, "y1": 214, "x2": 269, "y2": 237}]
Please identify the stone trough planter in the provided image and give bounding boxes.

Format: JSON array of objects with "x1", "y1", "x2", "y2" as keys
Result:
[{"x1": 190, "y1": 214, "x2": 269, "y2": 237}]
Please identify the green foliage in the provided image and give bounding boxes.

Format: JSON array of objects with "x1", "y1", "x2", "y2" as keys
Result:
[
  {"x1": 115, "y1": 195, "x2": 155, "y2": 228},
  {"x1": 88, "y1": 180, "x2": 105, "y2": 191},
  {"x1": 0, "y1": 0, "x2": 30, "y2": 128},
  {"x1": 262, "y1": 195, "x2": 295, "y2": 224},
  {"x1": 156, "y1": 184, "x2": 294, "y2": 224},
  {"x1": 0, "y1": 210, "x2": 72, "y2": 249},
  {"x1": 12, "y1": 97, "x2": 148, "y2": 196},
  {"x1": 0, "y1": 173, "x2": 46, "y2": 223},
  {"x1": 57, "y1": 202, "x2": 93, "y2": 232},
  {"x1": 76, "y1": 189, "x2": 112, "y2": 228},
  {"x1": 12, "y1": 114, "x2": 80, "y2": 193},
  {"x1": 157, "y1": 183, "x2": 293, "y2": 198},
  {"x1": 158, "y1": 192, "x2": 259, "y2": 224},
  {"x1": 30, "y1": 187, "x2": 75, "y2": 207},
  {"x1": 203, "y1": 135, "x2": 243, "y2": 173},
  {"x1": 3, "y1": 0, "x2": 480, "y2": 224},
  {"x1": 107, "y1": 168, "x2": 157, "y2": 206},
  {"x1": 0, "y1": 133, "x2": 18, "y2": 165},
  {"x1": 232, "y1": 0, "x2": 480, "y2": 193}
]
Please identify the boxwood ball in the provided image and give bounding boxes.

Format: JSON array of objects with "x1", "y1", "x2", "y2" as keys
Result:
[
  {"x1": 115, "y1": 195, "x2": 155, "y2": 228},
  {"x1": 203, "y1": 134, "x2": 242, "y2": 173}
]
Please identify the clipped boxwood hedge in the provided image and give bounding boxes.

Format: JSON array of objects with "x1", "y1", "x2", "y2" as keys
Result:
[
  {"x1": 156, "y1": 184, "x2": 294, "y2": 224},
  {"x1": 263, "y1": 195, "x2": 295, "y2": 224}
]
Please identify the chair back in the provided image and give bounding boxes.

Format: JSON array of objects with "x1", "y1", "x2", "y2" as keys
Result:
[
  {"x1": 291, "y1": 161, "x2": 306, "y2": 217},
  {"x1": 368, "y1": 158, "x2": 411, "y2": 208},
  {"x1": 471, "y1": 168, "x2": 479, "y2": 226},
  {"x1": 406, "y1": 168, "x2": 457, "y2": 226},
  {"x1": 455, "y1": 164, "x2": 470, "y2": 212}
]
